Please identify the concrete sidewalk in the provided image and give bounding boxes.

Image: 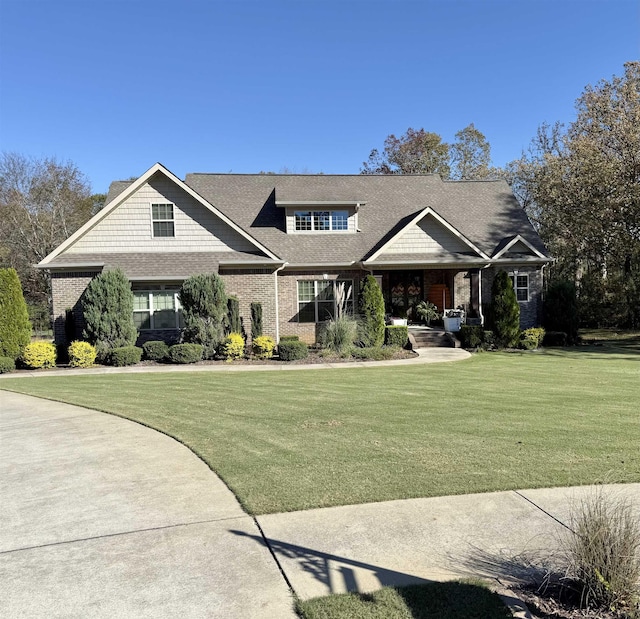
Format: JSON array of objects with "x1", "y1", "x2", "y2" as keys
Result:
[
  {"x1": 0, "y1": 347, "x2": 471, "y2": 379},
  {"x1": 0, "y1": 391, "x2": 295, "y2": 619}
]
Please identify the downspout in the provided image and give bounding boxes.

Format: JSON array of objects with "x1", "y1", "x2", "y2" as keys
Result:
[
  {"x1": 273, "y1": 262, "x2": 288, "y2": 343},
  {"x1": 479, "y1": 265, "x2": 490, "y2": 326}
]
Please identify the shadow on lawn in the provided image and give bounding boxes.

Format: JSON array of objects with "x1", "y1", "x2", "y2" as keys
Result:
[
  {"x1": 540, "y1": 338, "x2": 640, "y2": 360},
  {"x1": 229, "y1": 529, "x2": 431, "y2": 593}
]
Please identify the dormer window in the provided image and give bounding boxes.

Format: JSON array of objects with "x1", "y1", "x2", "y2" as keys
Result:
[
  {"x1": 294, "y1": 210, "x2": 349, "y2": 232},
  {"x1": 152, "y1": 203, "x2": 175, "y2": 237}
]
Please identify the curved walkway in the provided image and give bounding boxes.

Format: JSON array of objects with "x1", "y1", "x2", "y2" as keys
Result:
[
  {"x1": 0, "y1": 391, "x2": 295, "y2": 619},
  {"x1": 0, "y1": 347, "x2": 471, "y2": 380}
]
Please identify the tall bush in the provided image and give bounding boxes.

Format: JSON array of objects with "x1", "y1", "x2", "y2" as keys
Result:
[
  {"x1": 358, "y1": 275, "x2": 385, "y2": 347},
  {"x1": 487, "y1": 271, "x2": 520, "y2": 348},
  {"x1": 250, "y1": 302, "x2": 263, "y2": 339},
  {"x1": 321, "y1": 316, "x2": 358, "y2": 354},
  {"x1": 179, "y1": 273, "x2": 227, "y2": 359},
  {"x1": 82, "y1": 268, "x2": 137, "y2": 359},
  {"x1": 0, "y1": 268, "x2": 32, "y2": 359},
  {"x1": 545, "y1": 280, "x2": 579, "y2": 344},
  {"x1": 227, "y1": 296, "x2": 241, "y2": 334}
]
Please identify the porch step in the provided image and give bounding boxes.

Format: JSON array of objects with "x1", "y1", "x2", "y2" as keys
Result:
[{"x1": 408, "y1": 328, "x2": 455, "y2": 348}]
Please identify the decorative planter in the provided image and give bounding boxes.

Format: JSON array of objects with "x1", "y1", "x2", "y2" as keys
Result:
[
  {"x1": 443, "y1": 316, "x2": 462, "y2": 332},
  {"x1": 390, "y1": 318, "x2": 408, "y2": 326}
]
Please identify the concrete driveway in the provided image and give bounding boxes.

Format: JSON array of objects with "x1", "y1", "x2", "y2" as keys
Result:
[{"x1": 0, "y1": 390, "x2": 295, "y2": 619}]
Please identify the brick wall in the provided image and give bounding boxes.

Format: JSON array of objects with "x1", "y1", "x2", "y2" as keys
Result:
[{"x1": 50, "y1": 270, "x2": 103, "y2": 345}]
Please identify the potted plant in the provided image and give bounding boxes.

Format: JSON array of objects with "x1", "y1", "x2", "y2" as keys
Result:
[
  {"x1": 443, "y1": 308, "x2": 465, "y2": 332},
  {"x1": 414, "y1": 301, "x2": 440, "y2": 326}
]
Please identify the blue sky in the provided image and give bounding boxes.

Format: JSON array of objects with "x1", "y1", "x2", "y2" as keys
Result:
[{"x1": 1, "y1": 0, "x2": 638, "y2": 193}]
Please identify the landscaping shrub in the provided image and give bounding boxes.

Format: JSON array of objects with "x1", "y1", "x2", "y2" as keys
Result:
[
  {"x1": 279, "y1": 335, "x2": 299, "y2": 342},
  {"x1": 68, "y1": 341, "x2": 97, "y2": 368},
  {"x1": 81, "y1": 268, "x2": 137, "y2": 360},
  {"x1": 250, "y1": 301, "x2": 263, "y2": 339},
  {"x1": 64, "y1": 308, "x2": 76, "y2": 344},
  {"x1": 168, "y1": 343, "x2": 203, "y2": 364},
  {"x1": 322, "y1": 316, "x2": 358, "y2": 354},
  {"x1": 543, "y1": 331, "x2": 568, "y2": 347},
  {"x1": 142, "y1": 340, "x2": 169, "y2": 361},
  {"x1": 518, "y1": 335, "x2": 539, "y2": 350},
  {"x1": 487, "y1": 271, "x2": 520, "y2": 348},
  {"x1": 358, "y1": 275, "x2": 385, "y2": 347},
  {"x1": 458, "y1": 325, "x2": 485, "y2": 349},
  {"x1": 0, "y1": 267, "x2": 32, "y2": 359},
  {"x1": 106, "y1": 345, "x2": 142, "y2": 367},
  {"x1": 278, "y1": 339, "x2": 308, "y2": 361},
  {"x1": 179, "y1": 273, "x2": 227, "y2": 359},
  {"x1": 545, "y1": 280, "x2": 579, "y2": 344},
  {"x1": 0, "y1": 356, "x2": 16, "y2": 373},
  {"x1": 521, "y1": 327, "x2": 545, "y2": 348},
  {"x1": 385, "y1": 325, "x2": 408, "y2": 348},
  {"x1": 252, "y1": 335, "x2": 276, "y2": 359},
  {"x1": 223, "y1": 332, "x2": 245, "y2": 361},
  {"x1": 227, "y1": 296, "x2": 241, "y2": 334},
  {"x1": 564, "y1": 489, "x2": 640, "y2": 613},
  {"x1": 21, "y1": 341, "x2": 57, "y2": 369},
  {"x1": 351, "y1": 346, "x2": 401, "y2": 361}
]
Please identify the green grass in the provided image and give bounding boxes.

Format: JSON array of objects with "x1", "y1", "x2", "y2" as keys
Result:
[
  {"x1": 2, "y1": 339, "x2": 640, "y2": 515},
  {"x1": 296, "y1": 581, "x2": 512, "y2": 619}
]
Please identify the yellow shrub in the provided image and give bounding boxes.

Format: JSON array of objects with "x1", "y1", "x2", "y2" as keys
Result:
[
  {"x1": 68, "y1": 341, "x2": 97, "y2": 368},
  {"x1": 223, "y1": 332, "x2": 245, "y2": 361},
  {"x1": 252, "y1": 335, "x2": 276, "y2": 359},
  {"x1": 21, "y1": 341, "x2": 56, "y2": 369}
]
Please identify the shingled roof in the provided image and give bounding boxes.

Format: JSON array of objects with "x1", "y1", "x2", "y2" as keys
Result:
[{"x1": 184, "y1": 173, "x2": 548, "y2": 265}]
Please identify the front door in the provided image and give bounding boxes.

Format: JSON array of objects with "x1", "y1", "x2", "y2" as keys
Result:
[{"x1": 388, "y1": 271, "x2": 422, "y2": 319}]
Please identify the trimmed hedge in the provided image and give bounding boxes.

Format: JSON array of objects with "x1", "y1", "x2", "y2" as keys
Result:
[
  {"x1": 223, "y1": 332, "x2": 245, "y2": 361},
  {"x1": 279, "y1": 335, "x2": 300, "y2": 342},
  {"x1": 384, "y1": 325, "x2": 408, "y2": 348},
  {"x1": 21, "y1": 341, "x2": 57, "y2": 369},
  {"x1": 458, "y1": 325, "x2": 485, "y2": 349},
  {"x1": 278, "y1": 340, "x2": 308, "y2": 361},
  {"x1": 0, "y1": 356, "x2": 16, "y2": 373},
  {"x1": 543, "y1": 331, "x2": 568, "y2": 347},
  {"x1": 68, "y1": 341, "x2": 97, "y2": 368},
  {"x1": 351, "y1": 346, "x2": 400, "y2": 361},
  {"x1": 168, "y1": 343, "x2": 203, "y2": 364},
  {"x1": 107, "y1": 346, "x2": 142, "y2": 367},
  {"x1": 142, "y1": 340, "x2": 169, "y2": 361},
  {"x1": 253, "y1": 335, "x2": 276, "y2": 359}
]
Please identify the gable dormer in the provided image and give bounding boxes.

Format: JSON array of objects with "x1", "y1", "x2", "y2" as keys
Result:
[{"x1": 275, "y1": 200, "x2": 363, "y2": 234}]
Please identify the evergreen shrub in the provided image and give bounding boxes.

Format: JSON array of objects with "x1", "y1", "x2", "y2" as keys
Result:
[
  {"x1": 21, "y1": 341, "x2": 57, "y2": 369},
  {"x1": 68, "y1": 341, "x2": 97, "y2": 367},
  {"x1": 252, "y1": 335, "x2": 276, "y2": 359},
  {"x1": 250, "y1": 302, "x2": 263, "y2": 339},
  {"x1": 179, "y1": 273, "x2": 227, "y2": 359},
  {"x1": 279, "y1": 335, "x2": 299, "y2": 342},
  {"x1": 521, "y1": 327, "x2": 546, "y2": 349},
  {"x1": 0, "y1": 267, "x2": 32, "y2": 359},
  {"x1": 223, "y1": 332, "x2": 245, "y2": 361},
  {"x1": 458, "y1": 325, "x2": 485, "y2": 349},
  {"x1": 168, "y1": 343, "x2": 203, "y2": 364},
  {"x1": 278, "y1": 340, "x2": 308, "y2": 361},
  {"x1": 82, "y1": 268, "x2": 137, "y2": 360},
  {"x1": 227, "y1": 297, "x2": 241, "y2": 334},
  {"x1": 351, "y1": 346, "x2": 400, "y2": 361},
  {"x1": 384, "y1": 325, "x2": 408, "y2": 348},
  {"x1": 142, "y1": 340, "x2": 169, "y2": 361},
  {"x1": 488, "y1": 271, "x2": 520, "y2": 348},
  {"x1": 543, "y1": 331, "x2": 568, "y2": 347},
  {"x1": 107, "y1": 346, "x2": 142, "y2": 367},
  {"x1": 0, "y1": 356, "x2": 16, "y2": 373},
  {"x1": 358, "y1": 275, "x2": 385, "y2": 347}
]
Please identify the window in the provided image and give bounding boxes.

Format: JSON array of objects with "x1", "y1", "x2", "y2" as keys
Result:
[
  {"x1": 133, "y1": 288, "x2": 183, "y2": 330},
  {"x1": 297, "y1": 280, "x2": 353, "y2": 322},
  {"x1": 151, "y1": 203, "x2": 175, "y2": 237},
  {"x1": 294, "y1": 210, "x2": 349, "y2": 232},
  {"x1": 510, "y1": 273, "x2": 529, "y2": 302}
]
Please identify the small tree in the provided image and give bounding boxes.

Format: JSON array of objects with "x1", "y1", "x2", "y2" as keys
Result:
[
  {"x1": 545, "y1": 280, "x2": 579, "y2": 343},
  {"x1": 227, "y1": 296, "x2": 241, "y2": 334},
  {"x1": 82, "y1": 268, "x2": 137, "y2": 358},
  {"x1": 0, "y1": 268, "x2": 32, "y2": 359},
  {"x1": 358, "y1": 275, "x2": 385, "y2": 347},
  {"x1": 250, "y1": 302, "x2": 263, "y2": 339},
  {"x1": 488, "y1": 271, "x2": 520, "y2": 348},
  {"x1": 179, "y1": 273, "x2": 227, "y2": 359}
]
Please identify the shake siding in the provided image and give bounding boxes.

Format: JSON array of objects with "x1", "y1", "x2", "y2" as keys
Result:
[
  {"x1": 382, "y1": 217, "x2": 470, "y2": 254},
  {"x1": 66, "y1": 176, "x2": 255, "y2": 254}
]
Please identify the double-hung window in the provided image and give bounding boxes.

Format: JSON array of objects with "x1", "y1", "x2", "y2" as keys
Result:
[
  {"x1": 133, "y1": 288, "x2": 184, "y2": 330},
  {"x1": 294, "y1": 210, "x2": 349, "y2": 232},
  {"x1": 151, "y1": 203, "x2": 175, "y2": 237},
  {"x1": 510, "y1": 274, "x2": 529, "y2": 302},
  {"x1": 297, "y1": 280, "x2": 353, "y2": 323}
]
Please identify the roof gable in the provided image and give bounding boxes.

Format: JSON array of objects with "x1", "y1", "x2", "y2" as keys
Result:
[{"x1": 492, "y1": 234, "x2": 548, "y2": 260}]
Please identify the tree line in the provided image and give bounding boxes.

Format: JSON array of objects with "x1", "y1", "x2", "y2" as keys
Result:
[{"x1": 1, "y1": 61, "x2": 637, "y2": 328}]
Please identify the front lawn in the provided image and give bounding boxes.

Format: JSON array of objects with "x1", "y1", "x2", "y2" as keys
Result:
[{"x1": 2, "y1": 341, "x2": 639, "y2": 515}]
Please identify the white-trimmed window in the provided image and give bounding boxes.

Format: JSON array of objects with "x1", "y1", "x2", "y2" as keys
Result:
[
  {"x1": 133, "y1": 287, "x2": 184, "y2": 330},
  {"x1": 151, "y1": 203, "x2": 175, "y2": 237},
  {"x1": 510, "y1": 274, "x2": 529, "y2": 302},
  {"x1": 297, "y1": 280, "x2": 353, "y2": 322},
  {"x1": 294, "y1": 210, "x2": 349, "y2": 232}
]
